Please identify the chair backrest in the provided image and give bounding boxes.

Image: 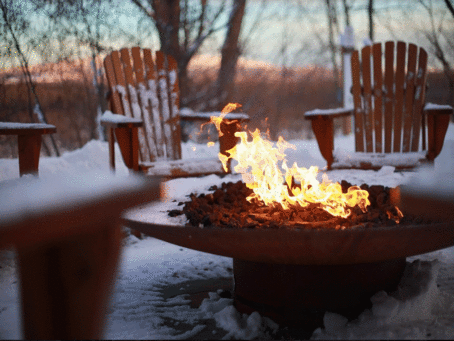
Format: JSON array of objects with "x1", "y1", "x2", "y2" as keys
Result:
[
  {"x1": 351, "y1": 41, "x2": 428, "y2": 154},
  {"x1": 104, "y1": 47, "x2": 181, "y2": 162}
]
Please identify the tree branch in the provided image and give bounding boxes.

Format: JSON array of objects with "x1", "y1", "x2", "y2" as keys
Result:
[{"x1": 444, "y1": 0, "x2": 454, "y2": 18}]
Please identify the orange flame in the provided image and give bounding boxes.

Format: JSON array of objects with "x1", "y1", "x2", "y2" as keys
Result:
[
  {"x1": 387, "y1": 206, "x2": 404, "y2": 224},
  {"x1": 210, "y1": 104, "x2": 371, "y2": 219}
]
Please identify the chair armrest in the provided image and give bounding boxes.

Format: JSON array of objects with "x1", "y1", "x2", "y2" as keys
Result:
[
  {"x1": 100, "y1": 111, "x2": 143, "y2": 128},
  {"x1": 423, "y1": 103, "x2": 453, "y2": 116},
  {"x1": 0, "y1": 122, "x2": 56, "y2": 135},
  {"x1": 304, "y1": 107, "x2": 353, "y2": 120},
  {"x1": 423, "y1": 103, "x2": 453, "y2": 161}
]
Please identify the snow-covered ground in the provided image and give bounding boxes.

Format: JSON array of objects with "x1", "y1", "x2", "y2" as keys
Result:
[{"x1": 1, "y1": 126, "x2": 454, "y2": 339}]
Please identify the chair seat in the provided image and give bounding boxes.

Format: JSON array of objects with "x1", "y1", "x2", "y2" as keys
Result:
[
  {"x1": 331, "y1": 150, "x2": 428, "y2": 170},
  {"x1": 142, "y1": 157, "x2": 225, "y2": 177}
]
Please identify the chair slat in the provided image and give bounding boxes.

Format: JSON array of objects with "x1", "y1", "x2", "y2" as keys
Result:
[
  {"x1": 361, "y1": 45, "x2": 373, "y2": 152},
  {"x1": 393, "y1": 41, "x2": 406, "y2": 152},
  {"x1": 351, "y1": 50, "x2": 364, "y2": 152},
  {"x1": 383, "y1": 42, "x2": 394, "y2": 153},
  {"x1": 402, "y1": 43, "x2": 418, "y2": 152},
  {"x1": 167, "y1": 55, "x2": 182, "y2": 160},
  {"x1": 372, "y1": 43, "x2": 383, "y2": 153},
  {"x1": 411, "y1": 47, "x2": 428, "y2": 152},
  {"x1": 156, "y1": 51, "x2": 175, "y2": 160},
  {"x1": 143, "y1": 49, "x2": 164, "y2": 159},
  {"x1": 120, "y1": 48, "x2": 150, "y2": 162},
  {"x1": 132, "y1": 47, "x2": 158, "y2": 161},
  {"x1": 104, "y1": 55, "x2": 124, "y2": 115},
  {"x1": 110, "y1": 51, "x2": 132, "y2": 118}
]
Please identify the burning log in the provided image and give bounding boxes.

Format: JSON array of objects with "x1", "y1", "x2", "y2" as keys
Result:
[{"x1": 168, "y1": 180, "x2": 438, "y2": 230}]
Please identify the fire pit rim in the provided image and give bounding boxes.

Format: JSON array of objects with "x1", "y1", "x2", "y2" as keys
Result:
[{"x1": 123, "y1": 215, "x2": 454, "y2": 265}]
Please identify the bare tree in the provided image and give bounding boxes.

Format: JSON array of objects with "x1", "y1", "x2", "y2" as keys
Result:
[
  {"x1": 213, "y1": 0, "x2": 246, "y2": 110},
  {"x1": 418, "y1": 0, "x2": 454, "y2": 106},
  {"x1": 0, "y1": 0, "x2": 60, "y2": 156},
  {"x1": 129, "y1": 0, "x2": 246, "y2": 106},
  {"x1": 444, "y1": 0, "x2": 454, "y2": 17},
  {"x1": 31, "y1": 0, "x2": 146, "y2": 141},
  {"x1": 368, "y1": 0, "x2": 374, "y2": 42},
  {"x1": 341, "y1": 0, "x2": 352, "y2": 26},
  {"x1": 325, "y1": 0, "x2": 342, "y2": 105}
]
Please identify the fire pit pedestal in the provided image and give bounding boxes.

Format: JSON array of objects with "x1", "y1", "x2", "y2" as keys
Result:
[{"x1": 233, "y1": 257, "x2": 406, "y2": 329}]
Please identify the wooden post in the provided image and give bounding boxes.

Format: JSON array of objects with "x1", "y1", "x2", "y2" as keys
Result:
[
  {"x1": 340, "y1": 26, "x2": 355, "y2": 135},
  {"x1": 108, "y1": 127, "x2": 116, "y2": 171},
  {"x1": 18, "y1": 134, "x2": 42, "y2": 176}
]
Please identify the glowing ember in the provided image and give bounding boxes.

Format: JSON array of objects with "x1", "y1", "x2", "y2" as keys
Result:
[{"x1": 210, "y1": 103, "x2": 370, "y2": 218}]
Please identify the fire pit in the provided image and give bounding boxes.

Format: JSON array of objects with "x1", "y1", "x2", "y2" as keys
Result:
[
  {"x1": 123, "y1": 182, "x2": 454, "y2": 329},
  {"x1": 124, "y1": 104, "x2": 454, "y2": 330}
]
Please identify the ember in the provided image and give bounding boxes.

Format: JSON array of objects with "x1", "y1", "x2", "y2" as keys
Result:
[{"x1": 168, "y1": 180, "x2": 435, "y2": 230}]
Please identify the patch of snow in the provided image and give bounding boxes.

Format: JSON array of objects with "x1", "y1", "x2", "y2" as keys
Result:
[
  {"x1": 304, "y1": 107, "x2": 353, "y2": 117},
  {"x1": 100, "y1": 110, "x2": 142, "y2": 124},
  {"x1": 332, "y1": 150, "x2": 427, "y2": 170},
  {"x1": 312, "y1": 260, "x2": 453, "y2": 340},
  {"x1": 424, "y1": 103, "x2": 453, "y2": 111},
  {"x1": 0, "y1": 122, "x2": 55, "y2": 130}
]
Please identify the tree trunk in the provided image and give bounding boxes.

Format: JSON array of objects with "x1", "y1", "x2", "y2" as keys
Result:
[
  {"x1": 154, "y1": 0, "x2": 180, "y2": 58},
  {"x1": 444, "y1": 0, "x2": 454, "y2": 18},
  {"x1": 325, "y1": 0, "x2": 341, "y2": 105},
  {"x1": 214, "y1": 0, "x2": 246, "y2": 110},
  {"x1": 368, "y1": 0, "x2": 374, "y2": 42}
]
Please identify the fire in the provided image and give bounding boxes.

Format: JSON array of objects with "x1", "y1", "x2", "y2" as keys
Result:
[{"x1": 209, "y1": 103, "x2": 371, "y2": 218}]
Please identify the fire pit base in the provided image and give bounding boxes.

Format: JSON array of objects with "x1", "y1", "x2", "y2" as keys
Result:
[{"x1": 233, "y1": 257, "x2": 406, "y2": 330}]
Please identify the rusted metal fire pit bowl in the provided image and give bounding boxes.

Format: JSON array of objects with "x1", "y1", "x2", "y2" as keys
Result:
[{"x1": 124, "y1": 200, "x2": 454, "y2": 329}]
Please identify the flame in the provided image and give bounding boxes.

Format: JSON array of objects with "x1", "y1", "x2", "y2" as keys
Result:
[
  {"x1": 387, "y1": 206, "x2": 404, "y2": 224},
  {"x1": 209, "y1": 103, "x2": 243, "y2": 137},
  {"x1": 210, "y1": 103, "x2": 371, "y2": 218},
  {"x1": 207, "y1": 141, "x2": 215, "y2": 147}
]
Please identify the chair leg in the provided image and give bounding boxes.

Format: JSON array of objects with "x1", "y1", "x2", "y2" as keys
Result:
[
  {"x1": 18, "y1": 134, "x2": 42, "y2": 176},
  {"x1": 108, "y1": 128, "x2": 116, "y2": 171},
  {"x1": 114, "y1": 127, "x2": 139, "y2": 172},
  {"x1": 17, "y1": 223, "x2": 122, "y2": 339}
]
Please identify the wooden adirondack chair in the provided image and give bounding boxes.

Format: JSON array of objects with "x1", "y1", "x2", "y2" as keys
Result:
[
  {"x1": 305, "y1": 41, "x2": 453, "y2": 170},
  {"x1": 100, "y1": 47, "x2": 248, "y2": 178}
]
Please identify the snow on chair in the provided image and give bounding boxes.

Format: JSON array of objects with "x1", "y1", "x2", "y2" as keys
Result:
[
  {"x1": 100, "y1": 47, "x2": 249, "y2": 178},
  {"x1": 0, "y1": 172, "x2": 161, "y2": 339},
  {"x1": 304, "y1": 41, "x2": 453, "y2": 170}
]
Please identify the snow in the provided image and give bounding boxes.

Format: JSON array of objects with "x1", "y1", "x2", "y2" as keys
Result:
[
  {"x1": 0, "y1": 170, "x2": 156, "y2": 227},
  {"x1": 304, "y1": 107, "x2": 353, "y2": 117},
  {"x1": 332, "y1": 150, "x2": 427, "y2": 169},
  {"x1": 100, "y1": 110, "x2": 143, "y2": 124},
  {"x1": 425, "y1": 103, "x2": 453, "y2": 111},
  {"x1": 143, "y1": 157, "x2": 223, "y2": 177},
  {"x1": 0, "y1": 122, "x2": 56, "y2": 130},
  {"x1": 1, "y1": 124, "x2": 454, "y2": 340},
  {"x1": 339, "y1": 26, "x2": 355, "y2": 48}
]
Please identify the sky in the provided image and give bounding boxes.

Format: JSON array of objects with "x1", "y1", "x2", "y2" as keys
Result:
[{"x1": 5, "y1": 0, "x2": 452, "y2": 69}]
